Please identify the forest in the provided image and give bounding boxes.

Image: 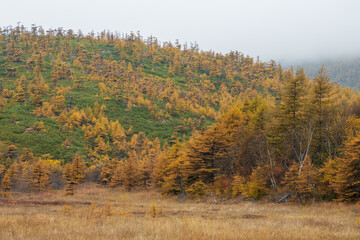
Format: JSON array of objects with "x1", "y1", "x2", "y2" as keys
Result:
[{"x1": 1, "y1": 25, "x2": 360, "y2": 204}]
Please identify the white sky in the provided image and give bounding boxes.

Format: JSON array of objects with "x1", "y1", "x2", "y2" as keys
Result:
[{"x1": 1, "y1": 0, "x2": 360, "y2": 63}]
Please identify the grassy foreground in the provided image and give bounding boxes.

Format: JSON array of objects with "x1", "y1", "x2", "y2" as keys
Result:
[{"x1": 0, "y1": 185, "x2": 360, "y2": 240}]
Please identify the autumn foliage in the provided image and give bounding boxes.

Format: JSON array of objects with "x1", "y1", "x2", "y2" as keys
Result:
[{"x1": 0, "y1": 25, "x2": 360, "y2": 202}]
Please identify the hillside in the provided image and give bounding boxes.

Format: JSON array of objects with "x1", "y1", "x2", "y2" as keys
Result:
[
  {"x1": 285, "y1": 58, "x2": 360, "y2": 90},
  {"x1": 0, "y1": 26, "x2": 281, "y2": 161},
  {"x1": 1, "y1": 26, "x2": 360, "y2": 202}
]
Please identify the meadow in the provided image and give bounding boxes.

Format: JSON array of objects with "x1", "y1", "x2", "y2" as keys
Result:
[{"x1": 0, "y1": 184, "x2": 359, "y2": 240}]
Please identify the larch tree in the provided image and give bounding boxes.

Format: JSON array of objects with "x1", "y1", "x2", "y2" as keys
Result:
[
  {"x1": 156, "y1": 139, "x2": 187, "y2": 195},
  {"x1": 63, "y1": 163, "x2": 75, "y2": 195},
  {"x1": 63, "y1": 154, "x2": 85, "y2": 195},
  {"x1": 278, "y1": 68, "x2": 309, "y2": 164},
  {"x1": 31, "y1": 160, "x2": 50, "y2": 191},
  {"x1": 309, "y1": 67, "x2": 333, "y2": 164},
  {"x1": 185, "y1": 106, "x2": 245, "y2": 186},
  {"x1": 99, "y1": 156, "x2": 117, "y2": 186},
  {"x1": 71, "y1": 154, "x2": 85, "y2": 184},
  {"x1": 120, "y1": 152, "x2": 140, "y2": 191},
  {"x1": 109, "y1": 161, "x2": 124, "y2": 188},
  {"x1": 0, "y1": 94, "x2": 7, "y2": 113},
  {"x1": 332, "y1": 135, "x2": 360, "y2": 201},
  {"x1": 1, "y1": 162, "x2": 20, "y2": 193},
  {"x1": 284, "y1": 156, "x2": 318, "y2": 204}
]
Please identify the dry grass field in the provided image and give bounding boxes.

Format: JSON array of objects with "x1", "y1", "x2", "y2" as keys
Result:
[{"x1": 1, "y1": 184, "x2": 360, "y2": 240}]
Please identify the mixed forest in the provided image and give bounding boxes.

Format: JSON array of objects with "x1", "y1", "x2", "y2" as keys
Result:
[{"x1": 1, "y1": 25, "x2": 360, "y2": 203}]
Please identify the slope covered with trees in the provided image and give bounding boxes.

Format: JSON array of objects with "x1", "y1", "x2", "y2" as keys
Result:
[{"x1": 1, "y1": 25, "x2": 360, "y2": 202}]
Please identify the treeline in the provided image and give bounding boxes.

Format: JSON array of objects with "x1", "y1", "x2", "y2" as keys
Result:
[
  {"x1": 2, "y1": 67, "x2": 360, "y2": 202},
  {"x1": 155, "y1": 67, "x2": 360, "y2": 202},
  {"x1": 0, "y1": 25, "x2": 360, "y2": 202}
]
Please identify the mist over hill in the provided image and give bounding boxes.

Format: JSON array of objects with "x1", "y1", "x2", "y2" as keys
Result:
[{"x1": 283, "y1": 58, "x2": 360, "y2": 90}]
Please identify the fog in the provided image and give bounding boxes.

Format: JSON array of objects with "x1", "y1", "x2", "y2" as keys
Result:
[{"x1": 1, "y1": 0, "x2": 360, "y2": 63}]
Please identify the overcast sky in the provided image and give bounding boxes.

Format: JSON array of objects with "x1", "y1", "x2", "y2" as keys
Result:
[{"x1": 1, "y1": 0, "x2": 360, "y2": 63}]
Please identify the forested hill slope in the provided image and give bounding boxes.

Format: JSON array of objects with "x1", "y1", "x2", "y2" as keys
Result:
[
  {"x1": 1, "y1": 26, "x2": 360, "y2": 202},
  {"x1": 0, "y1": 26, "x2": 282, "y2": 161}
]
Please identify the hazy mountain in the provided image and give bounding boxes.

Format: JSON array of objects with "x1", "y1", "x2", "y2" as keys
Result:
[{"x1": 283, "y1": 58, "x2": 360, "y2": 90}]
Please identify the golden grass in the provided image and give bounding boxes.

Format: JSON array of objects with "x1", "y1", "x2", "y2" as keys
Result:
[{"x1": 1, "y1": 184, "x2": 359, "y2": 240}]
